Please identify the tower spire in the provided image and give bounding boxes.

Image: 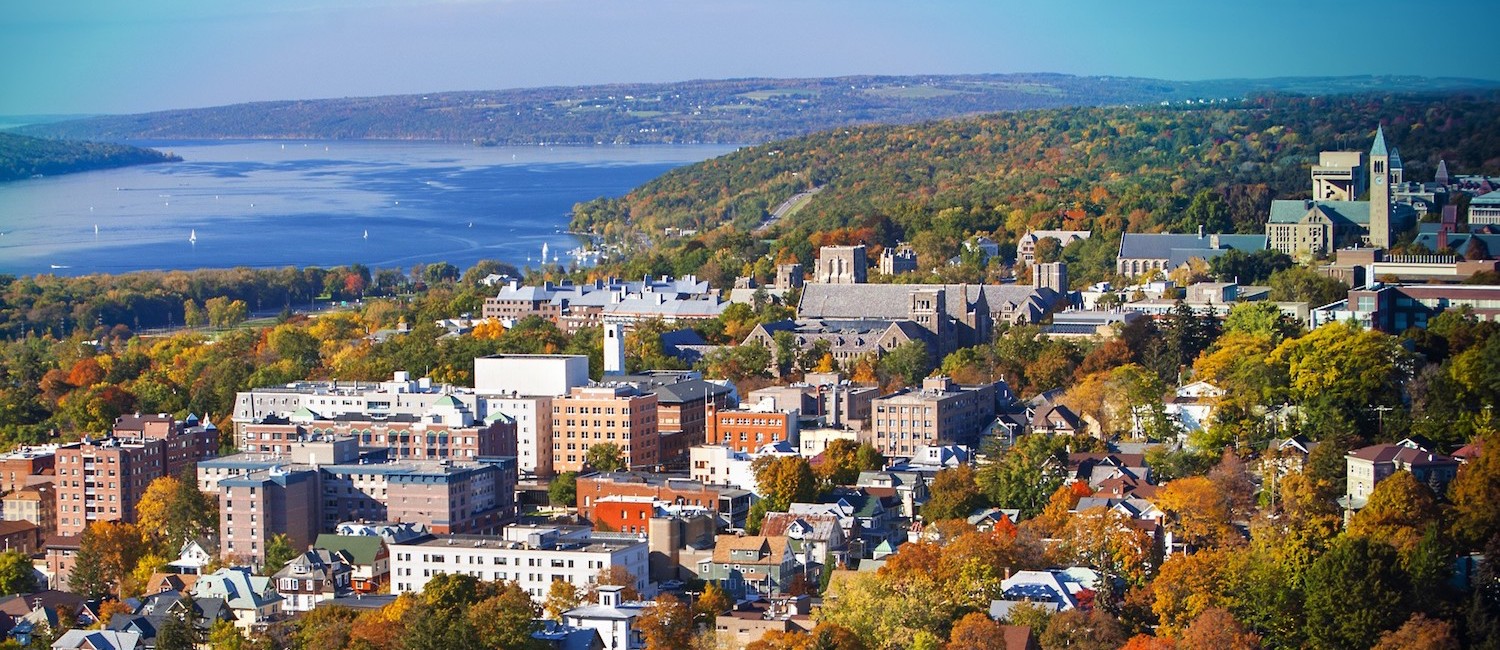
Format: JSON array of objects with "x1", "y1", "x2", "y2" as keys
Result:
[{"x1": 1370, "y1": 124, "x2": 1389, "y2": 156}]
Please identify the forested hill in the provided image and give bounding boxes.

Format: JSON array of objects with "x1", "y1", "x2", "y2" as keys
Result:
[
  {"x1": 568, "y1": 92, "x2": 1500, "y2": 288},
  {"x1": 10, "y1": 73, "x2": 1499, "y2": 145},
  {"x1": 0, "y1": 132, "x2": 180, "y2": 182}
]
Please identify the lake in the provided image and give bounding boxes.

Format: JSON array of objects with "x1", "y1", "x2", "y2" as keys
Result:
[{"x1": 0, "y1": 140, "x2": 737, "y2": 276}]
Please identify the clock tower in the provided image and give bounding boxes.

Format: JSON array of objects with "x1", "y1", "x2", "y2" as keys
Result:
[{"x1": 1368, "y1": 124, "x2": 1393, "y2": 249}]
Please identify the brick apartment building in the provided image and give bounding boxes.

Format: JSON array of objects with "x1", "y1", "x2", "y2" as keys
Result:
[
  {"x1": 551, "y1": 385, "x2": 660, "y2": 473},
  {"x1": 0, "y1": 445, "x2": 55, "y2": 495},
  {"x1": 209, "y1": 447, "x2": 516, "y2": 565},
  {"x1": 708, "y1": 407, "x2": 799, "y2": 454},
  {"x1": 869, "y1": 377, "x2": 998, "y2": 456},
  {"x1": 53, "y1": 414, "x2": 220, "y2": 537}
]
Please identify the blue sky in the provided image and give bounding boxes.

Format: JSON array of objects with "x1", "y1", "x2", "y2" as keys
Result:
[{"x1": 3, "y1": 0, "x2": 1495, "y2": 116}]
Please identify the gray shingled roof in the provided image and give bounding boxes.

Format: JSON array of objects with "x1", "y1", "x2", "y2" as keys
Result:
[
  {"x1": 798, "y1": 283, "x2": 1055, "y2": 320},
  {"x1": 1117, "y1": 233, "x2": 1268, "y2": 261}
]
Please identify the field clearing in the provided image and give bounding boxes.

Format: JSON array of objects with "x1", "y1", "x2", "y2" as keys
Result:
[
  {"x1": 738, "y1": 89, "x2": 819, "y2": 100},
  {"x1": 864, "y1": 85, "x2": 968, "y2": 98}
]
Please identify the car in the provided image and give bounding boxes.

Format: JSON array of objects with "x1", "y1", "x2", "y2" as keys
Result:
[{"x1": 659, "y1": 580, "x2": 684, "y2": 591}]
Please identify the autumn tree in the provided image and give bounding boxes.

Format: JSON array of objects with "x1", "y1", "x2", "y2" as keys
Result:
[
  {"x1": 135, "y1": 468, "x2": 218, "y2": 552},
  {"x1": 1347, "y1": 470, "x2": 1439, "y2": 556},
  {"x1": 1151, "y1": 549, "x2": 1231, "y2": 637},
  {"x1": 752, "y1": 455, "x2": 819, "y2": 511},
  {"x1": 922, "y1": 465, "x2": 984, "y2": 522},
  {"x1": 1449, "y1": 429, "x2": 1500, "y2": 549},
  {"x1": 1155, "y1": 476, "x2": 1238, "y2": 551},
  {"x1": 1178, "y1": 607, "x2": 1260, "y2": 650},
  {"x1": 636, "y1": 594, "x2": 693, "y2": 650},
  {"x1": 694, "y1": 582, "x2": 733, "y2": 626},
  {"x1": 1371, "y1": 613, "x2": 1459, "y2": 650},
  {"x1": 71, "y1": 520, "x2": 147, "y2": 598},
  {"x1": 1038, "y1": 609, "x2": 1126, "y2": 650},
  {"x1": 593, "y1": 565, "x2": 641, "y2": 601},
  {"x1": 467, "y1": 581, "x2": 545, "y2": 650},
  {"x1": 1055, "y1": 506, "x2": 1157, "y2": 592},
  {"x1": 544, "y1": 579, "x2": 582, "y2": 620},
  {"x1": 945, "y1": 612, "x2": 1007, "y2": 650}
]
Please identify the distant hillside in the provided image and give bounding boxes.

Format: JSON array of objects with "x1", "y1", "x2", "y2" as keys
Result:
[
  {"x1": 10, "y1": 73, "x2": 1499, "y2": 145},
  {"x1": 567, "y1": 91, "x2": 1500, "y2": 288},
  {"x1": 0, "y1": 132, "x2": 180, "y2": 182}
]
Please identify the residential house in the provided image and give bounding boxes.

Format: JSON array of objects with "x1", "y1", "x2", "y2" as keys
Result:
[
  {"x1": 49, "y1": 630, "x2": 141, "y2": 650},
  {"x1": 562, "y1": 586, "x2": 652, "y2": 650},
  {"x1": 1163, "y1": 381, "x2": 1223, "y2": 432},
  {"x1": 166, "y1": 539, "x2": 214, "y2": 575},
  {"x1": 788, "y1": 489, "x2": 897, "y2": 558},
  {"x1": 697, "y1": 535, "x2": 806, "y2": 597},
  {"x1": 191, "y1": 567, "x2": 282, "y2": 632},
  {"x1": 272, "y1": 550, "x2": 354, "y2": 612},
  {"x1": 107, "y1": 590, "x2": 235, "y2": 648},
  {"x1": 855, "y1": 471, "x2": 928, "y2": 519},
  {"x1": 759, "y1": 512, "x2": 850, "y2": 570},
  {"x1": 714, "y1": 597, "x2": 814, "y2": 648},
  {"x1": 313, "y1": 534, "x2": 389, "y2": 593},
  {"x1": 1344, "y1": 442, "x2": 1459, "y2": 511},
  {"x1": 532, "y1": 620, "x2": 605, "y2": 650}
]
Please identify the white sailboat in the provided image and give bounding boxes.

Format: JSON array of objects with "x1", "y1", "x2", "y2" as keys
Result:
[
  {"x1": 189, "y1": 229, "x2": 197, "y2": 244},
  {"x1": 94, "y1": 224, "x2": 99, "y2": 235},
  {"x1": 363, "y1": 229, "x2": 368, "y2": 240},
  {"x1": 541, "y1": 242, "x2": 549, "y2": 263}
]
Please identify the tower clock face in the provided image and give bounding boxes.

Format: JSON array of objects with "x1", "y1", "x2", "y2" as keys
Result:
[{"x1": 1375, "y1": 175, "x2": 1385, "y2": 185}]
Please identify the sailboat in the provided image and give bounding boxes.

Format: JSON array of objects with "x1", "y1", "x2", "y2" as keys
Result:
[
  {"x1": 189, "y1": 229, "x2": 197, "y2": 244},
  {"x1": 363, "y1": 230, "x2": 368, "y2": 240},
  {"x1": 541, "y1": 242, "x2": 549, "y2": 263},
  {"x1": 94, "y1": 224, "x2": 99, "y2": 235}
]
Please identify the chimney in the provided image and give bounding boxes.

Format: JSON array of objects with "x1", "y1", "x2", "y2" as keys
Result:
[
  {"x1": 1209, "y1": 234, "x2": 1221, "y2": 250},
  {"x1": 1438, "y1": 229, "x2": 1449, "y2": 251},
  {"x1": 1198, "y1": 224, "x2": 1204, "y2": 239}
]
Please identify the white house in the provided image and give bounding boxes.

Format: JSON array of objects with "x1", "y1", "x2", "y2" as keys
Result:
[
  {"x1": 1164, "y1": 381, "x2": 1224, "y2": 432},
  {"x1": 563, "y1": 586, "x2": 653, "y2": 650}
]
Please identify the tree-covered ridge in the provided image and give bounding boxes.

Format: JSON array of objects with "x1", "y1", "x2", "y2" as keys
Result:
[
  {"x1": 11, "y1": 74, "x2": 1499, "y2": 146},
  {"x1": 570, "y1": 92, "x2": 1500, "y2": 288},
  {"x1": 0, "y1": 132, "x2": 179, "y2": 182}
]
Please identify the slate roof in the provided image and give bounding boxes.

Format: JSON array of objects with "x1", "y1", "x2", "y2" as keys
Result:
[
  {"x1": 1347, "y1": 444, "x2": 1457, "y2": 467},
  {"x1": 51, "y1": 630, "x2": 140, "y2": 650},
  {"x1": 1117, "y1": 233, "x2": 1268, "y2": 266},
  {"x1": 1474, "y1": 190, "x2": 1500, "y2": 206},
  {"x1": 759, "y1": 513, "x2": 842, "y2": 542},
  {"x1": 1267, "y1": 199, "x2": 1371, "y2": 225},
  {"x1": 798, "y1": 283, "x2": 1058, "y2": 321},
  {"x1": 191, "y1": 568, "x2": 282, "y2": 611},
  {"x1": 1413, "y1": 232, "x2": 1500, "y2": 258},
  {"x1": 650, "y1": 379, "x2": 734, "y2": 404}
]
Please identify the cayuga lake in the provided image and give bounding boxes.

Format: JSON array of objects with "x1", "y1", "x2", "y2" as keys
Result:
[{"x1": 0, "y1": 140, "x2": 737, "y2": 277}]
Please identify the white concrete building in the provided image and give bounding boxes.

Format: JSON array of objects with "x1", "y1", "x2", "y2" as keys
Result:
[
  {"x1": 474, "y1": 354, "x2": 590, "y2": 397},
  {"x1": 389, "y1": 531, "x2": 649, "y2": 601}
]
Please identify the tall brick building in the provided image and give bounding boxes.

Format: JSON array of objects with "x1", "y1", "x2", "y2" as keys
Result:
[{"x1": 551, "y1": 385, "x2": 660, "y2": 473}]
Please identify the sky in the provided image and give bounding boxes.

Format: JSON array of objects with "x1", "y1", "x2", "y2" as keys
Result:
[{"x1": 3, "y1": 0, "x2": 1496, "y2": 116}]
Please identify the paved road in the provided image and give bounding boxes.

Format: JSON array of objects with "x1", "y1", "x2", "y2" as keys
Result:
[{"x1": 755, "y1": 186, "x2": 824, "y2": 234}]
